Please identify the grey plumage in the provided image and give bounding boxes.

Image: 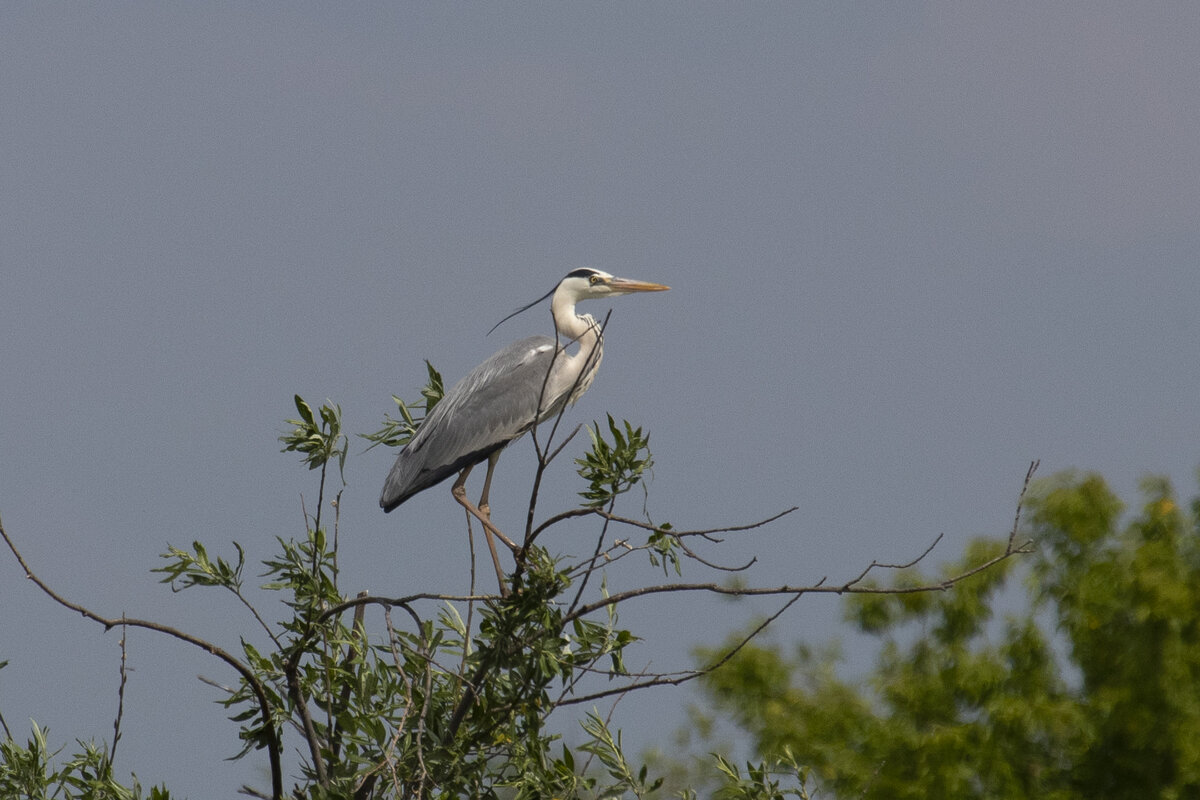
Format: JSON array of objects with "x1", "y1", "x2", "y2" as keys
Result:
[{"x1": 380, "y1": 335, "x2": 570, "y2": 511}]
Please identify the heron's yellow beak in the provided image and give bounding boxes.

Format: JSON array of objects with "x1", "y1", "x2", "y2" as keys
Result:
[{"x1": 609, "y1": 277, "x2": 670, "y2": 294}]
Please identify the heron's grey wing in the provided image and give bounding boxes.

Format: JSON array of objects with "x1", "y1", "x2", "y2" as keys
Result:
[{"x1": 379, "y1": 336, "x2": 559, "y2": 511}]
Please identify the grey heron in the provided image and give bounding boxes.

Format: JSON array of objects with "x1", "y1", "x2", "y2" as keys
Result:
[{"x1": 379, "y1": 268, "x2": 669, "y2": 591}]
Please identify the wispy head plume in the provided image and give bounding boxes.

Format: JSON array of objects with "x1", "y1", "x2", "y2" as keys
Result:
[{"x1": 487, "y1": 283, "x2": 556, "y2": 336}]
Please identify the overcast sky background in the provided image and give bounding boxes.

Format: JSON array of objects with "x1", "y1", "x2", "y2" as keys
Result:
[{"x1": 3, "y1": 4, "x2": 1199, "y2": 796}]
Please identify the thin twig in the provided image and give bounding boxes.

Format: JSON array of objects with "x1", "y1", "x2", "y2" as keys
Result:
[
  {"x1": 837, "y1": 533, "x2": 946, "y2": 590},
  {"x1": 671, "y1": 535, "x2": 757, "y2": 573},
  {"x1": 110, "y1": 620, "x2": 129, "y2": 763},
  {"x1": 332, "y1": 489, "x2": 344, "y2": 581},
  {"x1": 567, "y1": 510, "x2": 614, "y2": 617},
  {"x1": 561, "y1": 464, "x2": 1042, "y2": 707},
  {"x1": 330, "y1": 592, "x2": 369, "y2": 761},
  {"x1": 559, "y1": 594, "x2": 806, "y2": 708},
  {"x1": 1009, "y1": 459, "x2": 1040, "y2": 550},
  {"x1": 563, "y1": 538, "x2": 1024, "y2": 625},
  {"x1": 698, "y1": 594, "x2": 804, "y2": 677},
  {"x1": 287, "y1": 662, "x2": 328, "y2": 788},
  {"x1": 542, "y1": 424, "x2": 584, "y2": 467},
  {"x1": 231, "y1": 583, "x2": 283, "y2": 651},
  {"x1": 375, "y1": 609, "x2": 414, "y2": 800},
  {"x1": 532, "y1": 505, "x2": 799, "y2": 542}
]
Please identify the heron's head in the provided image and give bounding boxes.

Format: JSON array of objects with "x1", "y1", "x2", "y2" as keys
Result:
[
  {"x1": 488, "y1": 268, "x2": 668, "y2": 335},
  {"x1": 557, "y1": 268, "x2": 670, "y2": 302}
]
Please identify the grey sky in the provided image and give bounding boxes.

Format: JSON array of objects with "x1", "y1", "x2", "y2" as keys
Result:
[{"x1": 3, "y1": 4, "x2": 1199, "y2": 795}]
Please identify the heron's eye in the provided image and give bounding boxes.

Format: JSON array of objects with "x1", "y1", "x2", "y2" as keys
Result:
[{"x1": 590, "y1": 275, "x2": 602, "y2": 285}]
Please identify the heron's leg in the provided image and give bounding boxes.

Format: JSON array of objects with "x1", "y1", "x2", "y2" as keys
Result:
[
  {"x1": 451, "y1": 462, "x2": 474, "y2": 493},
  {"x1": 451, "y1": 460, "x2": 519, "y2": 552},
  {"x1": 477, "y1": 451, "x2": 501, "y2": 519},
  {"x1": 452, "y1": 487, "x2": 519, "y2": 553},
  {"x1": 451, "y1": 466, "x2": 516, "y2": 597}
]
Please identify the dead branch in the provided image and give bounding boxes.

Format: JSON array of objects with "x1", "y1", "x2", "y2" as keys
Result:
[
  {"x1": 559, "y1": 461, "x2": 1040, "y2": 706},
  {"x1": 561, "y1": 543, "x2": 1025, "y2": 625},
  {"x1": 110, "y1": 621, "x2": 129, "y2": 762},
  {"x1": 0, "y1": 515, "x2": 284, "y2": 800},
  {"x1": 532, "y1": 505, "x2": 800, "y2": 542}
]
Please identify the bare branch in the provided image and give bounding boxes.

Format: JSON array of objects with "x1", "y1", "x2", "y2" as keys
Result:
[
  {"x1": 542, "y1": 423, "x2": 584, "y2": 467},
  {"x1": 565, "y1": 506, "x2": 616, "y2": 617},
  {"x1": 564, "y1": 530, "x2": 754, "y2": 583},
  {"x1": 671, "y1": 535, "x2": 757, "y2": 573},
  {"x1": 530, "y1": 506, "x2": 594, "y2": 537},
  {"x1": 601, "y1": 506, "x2": 801, "y2": 539},
  {"x1": 316, "y1": 591, "x2": 498, "y2": 625},
  {"x1": 330, "y1": 593, "x2": 369, "y2": 761},
  {"x1": 558, "y1": 668, "x2": 706, "y2": 707},
  {"x1": 697, "y1": 593, "x2": 805, "y2": 676},
  {"x1": 1009, "y1": 459, "x2": 1040, "y2": 550},
  {"x1": 288, "y1": 674, "x2": 327, "y2": 787},
  {"x1": 110, "y1": 620, "x2": 129, "y2": 763},
  {"x1": 837, "y1": 533, "x2": 946, "y2": 590},
  {"x1": 0, "y1": 516, "x2": 284, "y2": 800},
  {"x1": 563, "y1": 536, "x2": 1026, "y2": 626},
  {"x1": 532, "y1": 505, "x2": 800, "y2": 542},
  {"x1": 559, "y1": 594, "x2": 807, "y2": 708},
  {"x1": 560, "y1": 463, "x2": 1039, "y2": 630}
]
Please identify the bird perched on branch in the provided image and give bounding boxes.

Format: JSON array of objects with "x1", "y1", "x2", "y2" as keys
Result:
[{"x1": 380, "y1": 268, "x2": 669, "y2": 591}]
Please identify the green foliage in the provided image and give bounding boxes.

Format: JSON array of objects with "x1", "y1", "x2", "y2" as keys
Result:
[
  {"x1": 578, "y1": 712, "x2": 664, "y2": 799},
  {"x1": 1028, "y1": 472, "x2": 1200, "y2": 798},
  {"x1": 155, "y1": 540, "x2": 246, "y2": 592},
  {"x1": 706, "y1": 751, "x2": 810, "y2": 800},
  {"x1": 576, "y1": 415, "x2": 653, "y2": 509},
  {"x1": 360, "y1": 361, "x2": 444, "y2": 450},
  {"x1": 280, "y1": 395, "x2": 348, "y2": 478},
  {"x1": 686, "y1": 470, "x2": 1200, "y2": 800},
  {"x1": 5, "y1": 376, "x2": 669, "y2": 798},
  {"x1": 0, "y1": 722, "x2": 170, "y2": 800},
  {"x1": 2, "y1": 370, "x2": 822, "y2": 799}
]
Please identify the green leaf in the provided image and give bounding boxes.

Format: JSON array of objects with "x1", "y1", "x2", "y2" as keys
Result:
[
  {"x1": 575, "y1": 416, "x2": 654, "y2": 509},
  {"x1": 360, "y1": 363, "x2": 444, "y2": 450}
]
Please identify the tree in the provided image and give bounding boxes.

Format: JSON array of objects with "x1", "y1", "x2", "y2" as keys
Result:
[
  {"x1": 685, "y1": 469, "x2": 1200, "y2": 800},
  {"x1": 0, "y1": 368, "x2": 1029, "y2": 798}
]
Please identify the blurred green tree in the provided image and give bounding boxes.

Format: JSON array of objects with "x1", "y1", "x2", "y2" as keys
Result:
[{"x1": 685, "y1": 471, "x2": 1200, "y2": 800}]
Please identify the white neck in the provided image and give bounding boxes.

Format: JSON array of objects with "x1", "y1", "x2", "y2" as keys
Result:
[
  {"x1": 545, "y1": 288, "x2": 605, "y2": 411},
  {"x1": 551, "y1": 289, "x2": 599, "y2": 342}
]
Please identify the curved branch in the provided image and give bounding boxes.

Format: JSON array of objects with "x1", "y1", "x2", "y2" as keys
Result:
[
  {"x1": 562, "y1": 462, "x2": 1039, "y2": 626},
  {"x1": 533, "y1": 505, "x2": 800, "y2": 542},
  {"x1": 561, "y1": 461, "x2": 1041, "y2": 704},
  {"x1": 558, "y1": 593, "x2": 806, "y2": 708},
  {"x1": 0, "y1": 517, "x2": 284, "y2": 800},
  {"x1": 316, "y1": 591, "x2": 498, "y2": 626},
  {"x1": 600, "y1": 506, "x2": 801, "y2": 539},
  {"x1": 562, "y1": 534, "x2": 1031, "y2": 626}
]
